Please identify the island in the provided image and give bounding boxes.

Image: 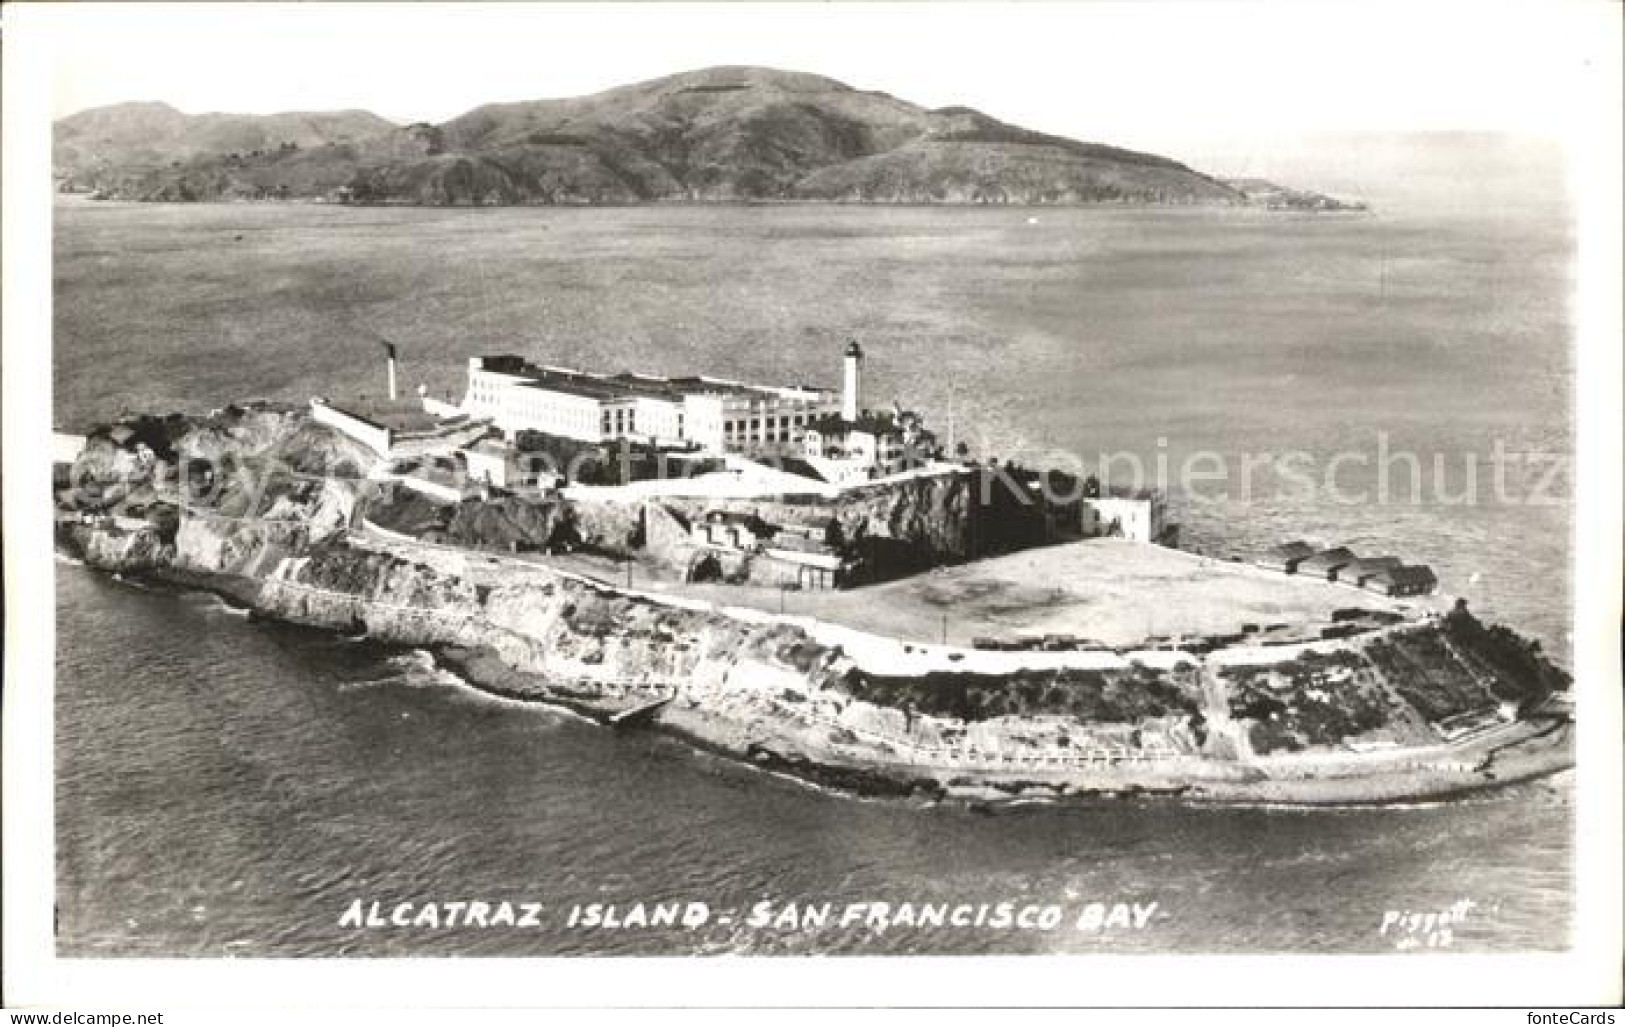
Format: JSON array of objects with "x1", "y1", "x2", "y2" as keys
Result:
[{"x1": 53, "y1": 341, "x2": 1571, "y2": 805}]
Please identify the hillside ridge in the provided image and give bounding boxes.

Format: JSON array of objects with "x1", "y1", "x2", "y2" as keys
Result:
[{"x1": 54, "y1": 66, "x2": 1348, "y2": 208}]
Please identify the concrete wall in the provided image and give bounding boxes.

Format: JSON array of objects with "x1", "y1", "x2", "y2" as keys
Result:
[
  {"x1": 367, "y1": 469, "x2": 466, "y2": 504},
  {"x1": 310, "y1": 400, "x2": 391, "y2": 456},
  {"x1": 680, "y1": 394, "x2": 725, "y2": 452},
  {"x1": 632, "y1": 396, "x2": 683, "y2": 445}
]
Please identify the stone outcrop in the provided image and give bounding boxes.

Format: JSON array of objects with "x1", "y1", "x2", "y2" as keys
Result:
[{"x1": 658, "y1": 467, "x2": 1075, "y2": 582}]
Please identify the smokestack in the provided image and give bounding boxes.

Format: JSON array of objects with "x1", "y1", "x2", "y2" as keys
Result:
[
  {"x1": 842, "y1": 339, "x2": 863, "y2": 422},
  {"x1": 379, "y1": 341, "x2": 398, "y2": 401}
]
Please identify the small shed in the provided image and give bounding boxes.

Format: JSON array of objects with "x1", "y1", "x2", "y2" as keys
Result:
[
  {"x1": 1363, "y1": 565, "x2": 1438, "y2": 596},
  {"x1": 760, "y1": 548, "x2": 845, "y2": 590},
  {"x1": 1296, "y1": 546, "x2": 1357, "y2": 581},
  {"x1": 694, "y1": 510, "x2": 768, "y2": 552},
  {"x1": 461, "y1": 439, "x2": 514, "y2": 487},
  {"x1": 1255, "y1": 540, "x2": 1316, "y2": 573},
  {"x1": 1342, "y1": 555, "x2": 1404, "y2": 586}
]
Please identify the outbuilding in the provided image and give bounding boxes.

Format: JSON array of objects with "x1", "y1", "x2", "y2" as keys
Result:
[
  {"x1": 461, "y1": 438, "x2": 514, "y2": 488},
  {"x1": 1083, "y1": 488, "x2": 1169, "y2": 545},
  {"x1": 1362, "y1": 564, "x2": 1438, "y2": 596},
  {"x1": 759, "y1": 548, "x2": 845, "y2": 590},
  {"x1": 693, "y1": 510, "x2": 768, "y2": 552},
  {"x1": 1295, "y1": 546, "x2": 1357, "y2": 581},
  {"x1": 1255, "y1": 540, "x2": 1316, "y2": 573},
  {"x1": 1341, "y1": 555, "x2": 1404, "y2": 586}
]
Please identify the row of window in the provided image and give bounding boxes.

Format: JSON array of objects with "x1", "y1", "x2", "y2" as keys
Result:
[
  {"x1": 500, "y1": 390, "x2": 596, "y2": 433},
  {"x1": 475, "y1": 377, "x2": 822, "y2": 445},
  {"x1": 724, "y1": 412, "x2": 815, "y2": 435},
  {"x1": 598, "y1": 410, "x2": 689, "y2": 439}
]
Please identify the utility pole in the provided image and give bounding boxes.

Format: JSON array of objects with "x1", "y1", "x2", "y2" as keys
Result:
[{"x1": 941, "y1": 612, "x2": 948, "y2": 646}]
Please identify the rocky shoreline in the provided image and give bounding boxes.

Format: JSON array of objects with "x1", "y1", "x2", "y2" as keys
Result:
[
  {"x1": 85, "y1": 557, "x2": 1573, "y2": 810},
  {"x1": 54, "y1": 406, "x2": 1575, "y2": 809}
]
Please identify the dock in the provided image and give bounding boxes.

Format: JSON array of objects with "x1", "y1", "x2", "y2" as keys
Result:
[{"x1": 608, "y1": 696, "x2": 673, "y2": 730}]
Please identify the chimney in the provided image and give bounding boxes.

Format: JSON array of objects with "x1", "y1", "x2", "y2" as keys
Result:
[
  {"x1": 382, "y1": 342, "x2": 398, "y2": 401},
  {"x1": 842, "y1": 339, "x2": 863, "y2": 422}
]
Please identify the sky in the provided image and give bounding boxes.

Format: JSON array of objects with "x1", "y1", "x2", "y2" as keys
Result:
[{"x1": 21, "y1": 1, "x2": 1622, "y2": 207}]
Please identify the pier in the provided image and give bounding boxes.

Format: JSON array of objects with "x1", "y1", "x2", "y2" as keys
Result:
[{"x1": 608, "y1": 697, "x2": 674, "y2": 730}]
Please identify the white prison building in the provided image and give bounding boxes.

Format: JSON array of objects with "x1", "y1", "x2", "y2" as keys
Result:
[{"x1": 462, "y1": 354, "x2": 844, "y2": 456}]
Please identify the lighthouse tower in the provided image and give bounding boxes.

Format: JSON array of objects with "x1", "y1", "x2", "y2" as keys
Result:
[{"x1": 842, "y1": 339, "x2": 863, "y2": 422}]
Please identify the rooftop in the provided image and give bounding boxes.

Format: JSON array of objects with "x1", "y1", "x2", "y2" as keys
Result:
[
  {"x1": 1098, "y1": 486, "x2": 1161, "y2": 502},
  {"x1": 1298, "y1": 547, "x2": 1357, "y2": 570},
  {"x1": 481, "y1": 357, "x2": 832, "y2": 405},
  {"x1": 465, "y1": 437, "x2": 514, "y2": 457},
  {"x1": 517, "y1": 366, "x2": 676, "y2": 402},
  {"x1": 1268, "y1": 540, "x2": 1317, "y2": 559},
  {"x1": 325, "y1": 397, "x2": 441, "y2": 434},
  {"x1": 808, "y1": 410, "x2": 904, "y2": 436},
  {"x1": 660, "y1": 375, "x2": 830, "y2": 399},
  {"x1": 1343, "y1": 555, "x2": 1403, "y2": 575},
  {"x1": 1371, "y1": 565, "x2": 1438, "y2": 585},
  {"x1": 705, "y1": 509, "x2": 766, "y2": 527}
]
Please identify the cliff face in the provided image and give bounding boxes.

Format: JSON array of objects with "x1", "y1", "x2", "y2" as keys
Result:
[
  {"x1": 59, "y1": 520, "x2": 170, "y2": 572},
  {"x1": 654, "y1": 472, "x2": 976, "y2": 577},
  {"x1": 59, "y1": 402, "x2": 370, "y2": 577},
  {"x1": 653, "y1": 468, "x2": 1072, "y2": 581},
  {"x1": 241, "y1": 539, "x2": 1218, "y2": 778}
]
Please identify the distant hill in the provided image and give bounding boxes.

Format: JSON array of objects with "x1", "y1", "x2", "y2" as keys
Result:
[
  {"x1": 53, "y1": 68, "x2": 1349, "y2": 208},
  {"x1": 54, "y1": 103, "x2": 400, "y2": 198}
]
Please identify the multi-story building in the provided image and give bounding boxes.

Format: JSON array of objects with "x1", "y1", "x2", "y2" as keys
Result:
[
  {"x1": 461, "y1": 355, "x2": 840, "y2": 455},
  {"x1": 459, "y1": 342, "x2": 934, "y2": 487},
  {"x1": 801, "y1": 411, "x2": 911, "y2": 474}
]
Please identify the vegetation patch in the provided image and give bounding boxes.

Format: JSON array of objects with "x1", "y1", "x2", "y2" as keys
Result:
[
  {"x1": 1362, "y1": 630, "x2": 1494, "y2": 722},
  {"x1": 1221, "y1": 651, "x2": 1390, "y2": 753},
  {"x1": 525, "y1": 131, "x2": 592, "y2": 147},
  {"x1": 836, "y1": 664, "x2": 1200, "y2": 724},
  {"x1": 363, "y1": 484, "x2": 454, "y2": 537},
  {"x1": 1440, "y1": 605, "x2": 1569, "y2": 707}
]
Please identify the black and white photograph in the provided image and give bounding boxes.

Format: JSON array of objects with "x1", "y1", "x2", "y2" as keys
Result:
[{"x1": 4, "y1": 0, "x2": 1621, "y2": 1013}]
